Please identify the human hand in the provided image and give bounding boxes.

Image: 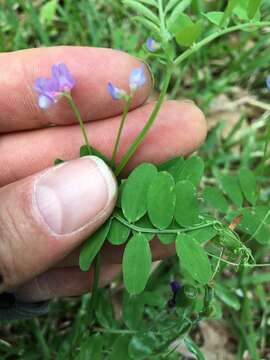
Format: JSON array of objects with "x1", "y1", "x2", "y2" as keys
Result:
[{"x1": 0, "y1": 47, "x2": 206, "y2": 302}]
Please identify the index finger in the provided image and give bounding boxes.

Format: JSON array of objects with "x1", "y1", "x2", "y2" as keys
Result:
[{"x1": 0, "y1": 47, "x2": 152, "y2": 133}]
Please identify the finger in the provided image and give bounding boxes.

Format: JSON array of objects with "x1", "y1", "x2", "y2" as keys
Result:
[
  {"x1": 0, "y1": 156, "x2": 117, "y2": 292},
  {"x1": 13, "y1": 264, "x2": 121, "y2": 303},
  {"x1": 0, "y1": 100, "x2": 207, "y2": 186},
  {"x1": 0, "y1": 47, "x2": 152, "y2": 133}
]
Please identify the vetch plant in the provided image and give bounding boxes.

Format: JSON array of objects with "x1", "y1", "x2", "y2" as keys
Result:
[{"x1": 34, "y1": 0, "x2": 270, "y2": 358}]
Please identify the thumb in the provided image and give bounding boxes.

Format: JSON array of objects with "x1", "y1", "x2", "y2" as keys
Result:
[{"x1": 0, "y1": 156, "x2": 117, "y2": 292}]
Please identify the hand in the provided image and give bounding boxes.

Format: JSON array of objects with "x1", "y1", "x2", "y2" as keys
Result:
[{"x1": 0, "y1": 47, "x2": 207, "y2": 302}]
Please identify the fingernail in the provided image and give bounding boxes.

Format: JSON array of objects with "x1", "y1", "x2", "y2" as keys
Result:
[{"x1": 34, "y1": 156, "x2": 117, "y2": 234}]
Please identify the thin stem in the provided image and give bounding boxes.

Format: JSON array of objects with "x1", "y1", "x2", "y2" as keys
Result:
[
  {"x1": 111, "y1": 97, "x2": 131, "y2": 167},
  {"x1": 64, "y1": 93, "x2": 92, "y2": 153},
  {"x1": 88, "y1": 253, "x2": 101, "y2": 325},
  {"x1": 207, "y1": 252, "x2": 270, "y2": 269},
  {"x1": 115, "y1": 65, "x2": 173, "y2": 176},
  {"x1": 31, "y1": 319, "x2": 50, "y2": 360},
  {"x1": 210, "y1": 248, "x2": 224, "y2": 281},
  {"x1": 114, "y1": 213, "x2": 219, "y2": 234},
  {"x1": 174, "y1": 21, "x2": 270, "y2": 66}
]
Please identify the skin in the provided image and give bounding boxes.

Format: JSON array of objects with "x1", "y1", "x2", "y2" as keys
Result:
[{"x1": 0, "y1": 47, "x2": 207, "y2": 302}]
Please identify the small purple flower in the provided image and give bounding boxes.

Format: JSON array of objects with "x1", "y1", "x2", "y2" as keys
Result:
[
  {"x1": 146, "y1": 38, "x2": 161, "y2": 52},
  {"x1": 129, "y1": 65, "x2": 146, "y2": 91},
  {"x1": 34, "y1": 63, "x2": 75, "y2": 109},
  {"x1": 108, "y1": 82, "x2": 127, "y2": 100},
  {"x1": 266, "y1": 76, "x2": 270, "y2": 90},
  {"x1": 170, "y1": 281, "x2": 182, "y2": 294},
  {"x1": 51, "y1": 63, "x2": 75, "y2": 93},
  {"x1": 168, "y1": 281, "x2": 182, "y2": 308}
]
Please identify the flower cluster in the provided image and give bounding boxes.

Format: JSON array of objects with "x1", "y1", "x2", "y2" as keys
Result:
[
  {"x1": 34, "y1": 63, "x2": 75, "y2": 109},
  {"x1": 108, "y1": 64, "x2": 146, "y2": 100}
]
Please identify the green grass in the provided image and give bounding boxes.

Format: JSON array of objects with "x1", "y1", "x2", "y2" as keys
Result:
[{"x1": 1, "y1": 0, "x2": 270, "y2": 359}]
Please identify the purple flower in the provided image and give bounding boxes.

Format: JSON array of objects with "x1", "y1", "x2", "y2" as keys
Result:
[
  {"x1": 129, "y1": 65, "x2": 146, "y2": 91},
  {"x1": 34, "y1": 63, "x2": 75, "y2": 109},
  {"x1": 266, "y1": 76, "x2": 270, "y2": 90},
  {"x1": 168, "y1": 281, "x2": 182, "y2": 308},
  {"x1": 108, "y1": 82, "x2": 126, "y2": 100},
  {"x1": 146, "y1": 38, "x2": 161, "y2": 52},
  {"x1": 170, "y1": 281, "x2": 182, "y2": 294},
  {"x1": 51, "y1": 63, "x2": 75, "y2": 93}
]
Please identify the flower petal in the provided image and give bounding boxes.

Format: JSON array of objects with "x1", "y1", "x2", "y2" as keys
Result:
[
  {"x1": 38, "y1": 95, "x2": 54, "y2": 109},
  {"x1": 129, "y1": 64, "x2": 146, "y2": 90}
]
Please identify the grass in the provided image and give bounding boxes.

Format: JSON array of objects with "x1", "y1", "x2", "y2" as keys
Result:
[{"x1": 0, "y1": 0, "x2": 270, "y2": 359}]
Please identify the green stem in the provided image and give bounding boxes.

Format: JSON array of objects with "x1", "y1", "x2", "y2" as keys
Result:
[
  {"x1": 158, "y1": 0, "x2": 166, "y2": 38},
  {"x1": 31, "y1": 319, "x2": 50, "y2": 360},
  {"x1": 93, "y1": 327, "x2": 137, "y2": 334},
  {"x1": 64, "y1": 93, "x2": 92, "y2": 153},
  {"x1": 88, "y1": 253, "x2": 101, "y2": 325},
  {"x1": 114, "y1": 213, "x2": 219, "y2": 234},
  {"x1": 111, "y1": 97, "x2": 131, "y2": 167},
  {"x1": 210, "y1": 248, "x2": 224, "y2": 281},
  {"x1": 115, "y1": 65, "x2": 173, "y2": 176},
  {"x1": 174, "y1": 21, "x2": 270, "y2": 66}
]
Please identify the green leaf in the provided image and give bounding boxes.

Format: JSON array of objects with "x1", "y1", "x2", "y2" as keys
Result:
[
  {"x1": 165, "y1": 0, "x2": 181, "y2": 13},
  {"x1": 220, "y1": 0, "x2": 238, "y2": 27},
  {"x1": 203, "y1": 186, "x2": 229, "y2": 213},
  {"x1": 133, "y1": 16, "x2": 160, "y2": 35},
  {"x1": 76, "y1": 334, "x2": 103, "y2": 360},
  {"x1": 176, "y1": 234, "x2": 212, "y2": 285},
  {"x1": 184, "y1": 338, "x2": 205, "y2": 360},
  {"x1": 133, "y1": 216, "x2": 155, "y2": 242},
  {"x1": 122, "y1": 292, "x2": 145, "y2": 329},
  {"x1": 238, "y1": 167, "x2": 257, "y2": 206},
  {"x1": 239, "y1": 208, "x2": 270, "y2": 245},
  {"x1": 247, "y1": 0, "x2": 261, "y2": 19},
  {"x1": 175, "y1": 180, "x2": 200, "y2": 227},
  {"x1": 167, "y1": 0, "x2": 192, "y2": 26},
  {"x1": 95, "y1": 289, "x2": 116, "y2": 328},
  {"x1": 80, "y1": 145, "x2": 111, "y2": 166},
  {"x1": 147, "y1": 171, "x2": 176, "y2": 229},
  {"x1": 157, "y1": 156, "x2": 185, "y2": 181},
  {"x1": 203, "y1": 11, "x2": 228, "y2": 26},
  {"x1": 175, "y1": 20, "x2": 203, "y2": 47},
  {"x1": 123, "y1": 233, "x2": 152, "y2": 295},
  {"x1": 123, "y1": 0, "x2": 160, "y2": 24},
  {"x1": 158, "y1": 232, "x2": 176, "y2": 244},
  {"x1": 122, "y1": 163, "x2": 157, "y2": 222},
  {"x1": 54, "y1": 158, "x2": 64, "y2": 165},
  {"x1": 40, "y1": 0, "x2": 57, "y2": 25},
  {"x1": 128, "y1": 332, "x2": 158, "y2": 359},
  {"x1": 189, "y1": 226, "x2": 218, "y2": 245},
  {"x1": 233, "y1": 0, "x2": 250, "y2": 20},
  {"x1": 177, "y1": 156, "x2": 204, "y2": 186},
  {"x1": 219, "y1": 174, "x2": 243, "y2": 207},
  {"x1": 169, "y1": 12, "x2": 192, "y2": 35},
  {"x1": 80, "y1": 145, "x2": 91, "y2": 157},
  {"x1": 109, "y1": 336, "x2": 131, "y2": 360},
  {"x1": 138, "y1": 0, "x2": 158, "y2": 7},
  {"x1": 215, "y1": 284, "x2": 240, "y2": 311},
  {"x1": 79, "y1": 221, "x2": 111, "y2": 271},
  {"x1": 108, "y1": 219, "x2": 130, "y2": 245}
]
